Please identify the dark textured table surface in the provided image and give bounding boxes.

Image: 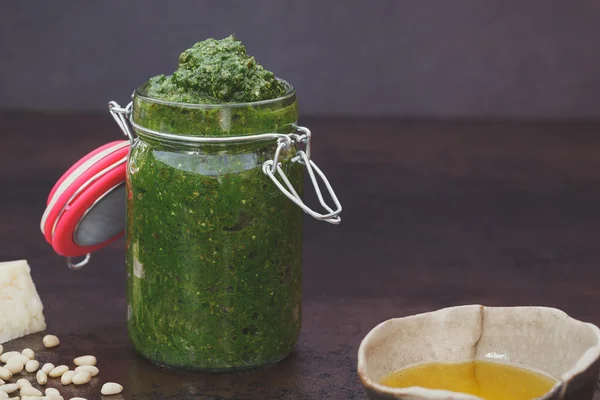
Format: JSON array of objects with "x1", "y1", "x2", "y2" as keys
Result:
[{"x1": 2, "y1": 112, "x2": 600, "y2": 399}]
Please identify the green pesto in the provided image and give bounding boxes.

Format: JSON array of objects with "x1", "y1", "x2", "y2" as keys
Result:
[
  {"x1": 133, "y1": 80, "x2": 298, "y2": 138},
  {"x1": 125, "y1": 37, "x2": 304, "y2": 371},
  {"x1": 146, "y1": 35, "x2": 286, "y2": 104}
]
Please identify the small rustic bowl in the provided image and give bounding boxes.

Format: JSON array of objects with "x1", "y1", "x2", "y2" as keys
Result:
[{"x1": 357, "y1": 305, "x2": 600, "y2": 400}]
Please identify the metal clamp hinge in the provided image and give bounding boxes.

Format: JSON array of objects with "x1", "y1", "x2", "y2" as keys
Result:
[{"x1": 109, "y1": 101, "x2": 135, "y2": 145}]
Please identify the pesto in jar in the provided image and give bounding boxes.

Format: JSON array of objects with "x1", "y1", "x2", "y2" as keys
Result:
[{"x1": 125, "y1": 36, "x2": 304, "y2": 371}]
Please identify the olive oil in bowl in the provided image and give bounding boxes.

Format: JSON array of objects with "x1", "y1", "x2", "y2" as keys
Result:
[{"x1": 380, "y1": 360, "x2": 557, "y2": 400}]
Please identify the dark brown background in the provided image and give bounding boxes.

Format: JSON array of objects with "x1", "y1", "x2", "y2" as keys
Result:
[{"x1": 2, "y1": 1, "x2": 600, "y2": 117}]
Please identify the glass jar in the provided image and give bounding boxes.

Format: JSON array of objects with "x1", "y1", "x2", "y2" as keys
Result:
[{"x1": 113, "y1": 79, "x2": 341, "y2": 371}]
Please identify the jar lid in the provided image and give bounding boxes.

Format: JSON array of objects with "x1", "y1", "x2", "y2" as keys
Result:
[{"x1": 40, "y1": 140, "x2": 130, "y2": 257}]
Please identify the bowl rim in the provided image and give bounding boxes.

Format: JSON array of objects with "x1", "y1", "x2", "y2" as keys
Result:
[{"x1": 357, "y1": 304, "x2": 600, "y2": 400}]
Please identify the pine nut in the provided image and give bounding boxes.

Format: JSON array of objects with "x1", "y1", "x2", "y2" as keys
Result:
[
  {"x1": 49, "y1": 365, "x2": 69, "y2": 378},
  {"x1": 60, "y1": 371, "x2": 76, "y2": 385},
  {"x1": 41, "y1": 363, "x2": 54, "y2": 374},
  {"x1": 35, "y1": 370, "x2": 47, "y2": 386},
  {"x1": 47, "y1": 396, "x2": 64, "y2": 400},
  {"x1": 24, "y1": 360, "x2": 39, "y2": 373},
  {"x1": 45, "y1": 388, "x2": 60, "y2": 396},
  {"x1": 20, "y1": 387, "x2": 42, "y2": 397},
  {"x1": 69, "y1": 398, "x2": 86, "y2": 400},
  {"x1": 5, "y1": 361, "x2": 24, "y2": 374},
  {"x1": 0, "y1": 380, "x2": 3, "y2": 385},
  {"x1": 71, "y1": 371, "x2": 91, "y2": 386},
  {"x1": 0, "y1": 390, "x2": 6, "y2": 399},
  {"x1": 42, "y1": 335, "x2": 60, "y2": 348},
  {"x1": 74, "y1": 366, "x2": 98, "y2": 377},
  {"x1": 0, "y1": 384, "x2": 18, "y2": 394},
  {"x1": 72, "y1": 356, "x2": 96, "y2": 367},
  {"x1": 0, "y1": 368, "x2": 11, "y2": 381},
  {"x1": 8, "y1": 354, "x2": 29, "y2": 366},
  {"x1": 100, "y1": 382, "x2": 123, "y2": 395},
  {"x1": 0, "y1": 352, "x2": 19, "y2": 363},
  {"x1": 20, "y1": 349, "x2": 34, "y2": 360},
  {"x1": 0, "y1": 345, "x2": 3, "y2": 356},
  {"x1": 16, "y1": 379, "x2": 31, "y2": 389}
]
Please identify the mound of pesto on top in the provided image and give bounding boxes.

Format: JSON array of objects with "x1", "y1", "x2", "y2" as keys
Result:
[{"x1": 146, "y1": 35, "x2": 287, "y2": 104}]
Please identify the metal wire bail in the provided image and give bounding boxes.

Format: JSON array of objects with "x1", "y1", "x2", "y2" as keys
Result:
[
  {"x1": 67, "y1": 253, "x2": 91, "y2": 270},
  {"x1": 263, "y1": 126, "x2": 342, "y2": 225}
]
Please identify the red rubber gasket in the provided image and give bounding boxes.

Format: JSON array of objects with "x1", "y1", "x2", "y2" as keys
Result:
[{"x1": 47, "y1": 141, "x2": 127, "y2": 203}]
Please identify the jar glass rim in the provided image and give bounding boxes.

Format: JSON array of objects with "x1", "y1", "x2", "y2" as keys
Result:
[{"x1": 133, "y1": 77, "x2": 296, "y2": 110}]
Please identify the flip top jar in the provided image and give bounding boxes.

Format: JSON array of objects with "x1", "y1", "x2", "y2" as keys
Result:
[
  {"x1": 40, "y1": 36, "x2": 341, "y2": 372},
  {"x1": 108, "y1": 78, "x2": 341, "y2": 371}
]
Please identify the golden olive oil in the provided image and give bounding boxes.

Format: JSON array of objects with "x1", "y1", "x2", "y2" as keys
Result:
[{"x1": 380, "y1": 360, "x2": 557, "y2": 400}]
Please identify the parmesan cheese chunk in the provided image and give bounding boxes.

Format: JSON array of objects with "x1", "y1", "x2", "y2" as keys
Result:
[{"x1": 0, "y1": 260, "x2": 46, "y2": 343}]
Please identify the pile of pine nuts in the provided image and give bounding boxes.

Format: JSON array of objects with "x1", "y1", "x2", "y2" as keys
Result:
[{"x1": 0, "y1": 335, "x2": 123, "y2": 400}]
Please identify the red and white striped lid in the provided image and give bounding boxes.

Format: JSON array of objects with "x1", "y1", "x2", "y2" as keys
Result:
[{"x1": 40, "y1": 140, "x2": 129, "y2": 258}]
